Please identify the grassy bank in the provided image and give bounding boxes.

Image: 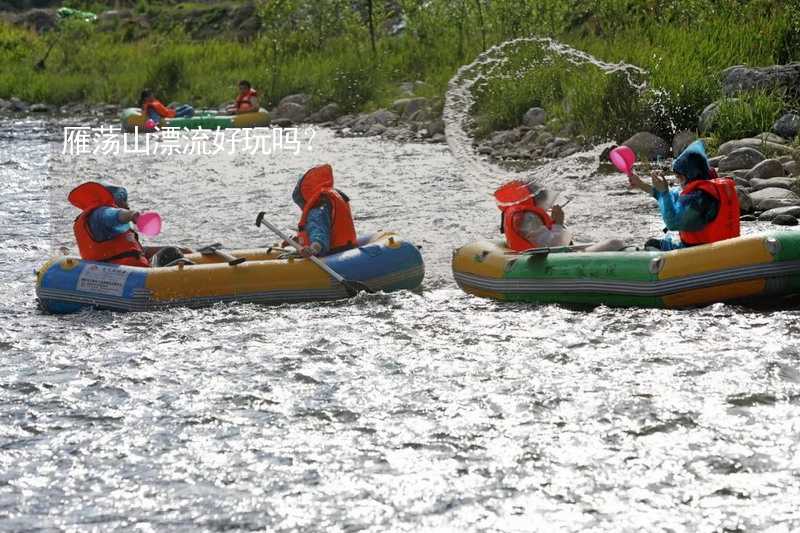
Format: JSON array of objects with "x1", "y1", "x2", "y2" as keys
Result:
[{"x1": 1, "y1": 0, "x2": 799, "y2": 143}]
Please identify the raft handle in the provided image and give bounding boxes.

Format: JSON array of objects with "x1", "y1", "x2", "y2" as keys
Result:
[
  {"x1": 649, "y1": 256, "x2": 664, "y2": 274},
  {"x1": 764, "y1": 237, "x2": 781, "y2": 256}
]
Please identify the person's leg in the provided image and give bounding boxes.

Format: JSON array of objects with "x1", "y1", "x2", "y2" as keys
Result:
[
  {"x1": 175, "y1": 105, "x2": 194, "y2": 118},
  {"x1": 583, "y1": 239, "x2": 625, "y2": 252}
]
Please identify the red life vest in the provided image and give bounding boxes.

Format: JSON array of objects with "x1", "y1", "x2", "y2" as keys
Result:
[
  {"x1": 678, "y1": 177, "x2": 740, "y2": 246},
  {"x1": 495, "y1": 180, "x2": 554, "y2": 251},
  {"x1": 296, "y1": 164, "x2": 357, "y2": 254},
  {"x1": 68, "y1": 182, "x2": 149, "y2": 267},
  {"x1": 235, "y1": 89, "x2": 258, "y2": 112},
  {"x1": 141, "y1": 99, "x2": 175, "y2": 119}
]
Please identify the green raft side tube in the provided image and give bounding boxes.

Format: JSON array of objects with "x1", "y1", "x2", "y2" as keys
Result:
[{"x1": 119, "y1": 108, "x2": 270, "y2": 132}]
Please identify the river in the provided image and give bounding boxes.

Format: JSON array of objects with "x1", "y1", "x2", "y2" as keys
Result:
[{"x1": 1, "y1": 117, "x2": 800, "y2": 532}]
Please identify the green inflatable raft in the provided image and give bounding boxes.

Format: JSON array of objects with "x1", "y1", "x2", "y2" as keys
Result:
[
  {"x1": 452, "y1": 231, "x2": 800, "y2": 308},
  {"x1": 120, "y1": 108, "x2": 270, "y2": 132}
]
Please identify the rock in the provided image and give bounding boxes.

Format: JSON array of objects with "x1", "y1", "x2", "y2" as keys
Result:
[
  {"x1": 488, "y1": 129, "x2": 523, "y2": 147},
  {"x1": 271, "y1": 117, "x2": 293, "y2": 128},
  {"x1": 773, "y1": 214, "x2": 799, "y2": 226},
  {"x1": 426, "y1": 119, "x2": 445, "y2": 136},
  {"x1": 271, "y1": 102, "x2": 308, "y2": 124},
  {"x1": 29, "y1": 103, "x2": 51, "y2": 113},
  {"x1": 749, "y1": 177, "x2": 796, "y2": 191},
  {"x1": 785, "y1": 161, "x2": 799, "y2": 176},
  {"x1": 708, "y1": 155, "x2": 724, "y2": 168},
  {"x1": 740, "y1": 214, "x2": 758, "y2": 222},
  {"x1": 758, "y1": 206, "x2": 800, "y2": 221},
  {"x1": 430, "y1": 133, "x2": 446, "y2": 144},
  {"x1": 522, "y1": 107, "x2": 546, "y2": 128},
  {"x1": 721, "y1": 63, "x2": 800, "y2": 99},
  {"x1": 278, "y1": 93, "x2": 312, "y2": 107},
  {"x1": 744, "y1": 159, "x2": 785, "y2": 180},
  {"x1": 11, "y1": 8, "x2": 58, "y2": 33},
  {"x1": 698, "y1": 99, "x2": 736, "y2": 132},
  {"x1": 749, "y1": 187, "x2": 800, "y2": 211},
  {"x1": 8, "y1": 97, "x2": 29, "y2": 113},
  {"x1": 717, "y1": 138, "x2": 798, "y2": 158},
  {"x1": 334, "y1": 114, "x2": 357, "y2": 129},
  {"x1": 672, "y1": 130, "x2": 697, "y2": 156},
  {"x1": 737, "y1": 188, "x2": 754, "y2": 214},
  {"x1": 773, "y1": 113, "x2": 800, "y2": 140},
  {"x1": 733, "y1": 177, "x2": 751, "y2": 188},
  {"x1": 718, "y1": 147, "x2": 766, "y2": 172},
  {"x1": 622, "y1": 132, "x2": 670, "y2": 161},
  {"x1": 307, "y1": 103, "x2": 341, "y2": 124},
  {"x1": 391, "y1": 97, "x2": 428, "y2": 119},
  {"x1": 730, "y1": 169, "x2": 751, "y2": 180},
  {"x1": 754, "y1": 132, "x2": 787, "y2": 145},
  {"x1": 407, "y1": 107, "x2": 434, "y2": 123},
  {"x1": 352, "y1": 109, "x2": 398, "y2": 133},
  {"x1": 364, "y1": 123, "x2": 387, "y2": 137}
]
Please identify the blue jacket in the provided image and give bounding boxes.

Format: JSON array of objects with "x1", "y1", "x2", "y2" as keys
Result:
[
  {"x1": 651, "y1": 187, "x2": 719, "y2": 250},
  {"x1": 87, "y1": 206, "x2": 131, "y2": 242}
]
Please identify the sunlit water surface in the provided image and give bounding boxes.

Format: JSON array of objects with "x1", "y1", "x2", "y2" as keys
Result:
[{"x1": 1, "y1": 120, "x2": 800, "y2": 532}]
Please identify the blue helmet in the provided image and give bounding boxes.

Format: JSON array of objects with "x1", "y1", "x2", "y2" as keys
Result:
[{"x1": 104, "y1": 184, "x2": 129, "y2": 207}]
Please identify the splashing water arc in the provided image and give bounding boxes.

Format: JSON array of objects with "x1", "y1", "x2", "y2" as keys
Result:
[{"x1": 443, "y1": 36, "x2": 648, "y2": 200}]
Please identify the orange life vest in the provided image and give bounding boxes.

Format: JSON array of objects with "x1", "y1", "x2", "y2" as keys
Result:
[
  {"x1": 495, "y1": 180, "x2": 554, "y2": 251},
  {"x1": 296, "y1": 164, "x2": 357, "y2": 254},
  {"x1": 235, "y1": 89, "x2": 258, "y2": 112},
  {"x1": 678, "y1": 177, "x2": 740, "y2": 246},
  {"x1": 141, "y1": 99, "x2": 175, "y2": 119},
  {"x1": 69, "y1": 182, "x2": 149, "y2": 267}
]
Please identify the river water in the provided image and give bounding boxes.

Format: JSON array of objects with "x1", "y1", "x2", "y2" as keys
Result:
[{"x1": 2, "y1": 117, "x2": 800, "y2": 532}]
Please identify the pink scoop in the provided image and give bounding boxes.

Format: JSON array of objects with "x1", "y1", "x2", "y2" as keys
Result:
[
  {"x1": 135, "y1": 211, "x2": 162, "y2": 237},
  {"x1": 609, "y1": 145, "x2": 636, "y2": 176}
]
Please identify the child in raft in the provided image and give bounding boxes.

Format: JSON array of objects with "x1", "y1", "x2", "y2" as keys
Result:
[
  {"x1": 139, "y1": 89, "x2": 194, "y2": 125},
  {"x1": 225, "y1": 80, "x2": 260, "y2": 115},
  {"x1": 627, "y1": 140, "x2": 740, "y2": 250},
  {"x1": 495, "y1": 179, "x2": 624, "y2": 252}
]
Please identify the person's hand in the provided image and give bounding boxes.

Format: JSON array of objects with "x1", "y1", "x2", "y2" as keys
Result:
[
  {"x1": 551, "y1": 204, "x2": 565, "y2": 225},
  {"x1": 628, "y1": 172, "x2": 646, "y2": 190},
  {"x1": 300, "y1": 242, "x2": 322, "y2": 258},
  {"x1": 651, "y1": 172, "x2": 668, "y2": 193}
]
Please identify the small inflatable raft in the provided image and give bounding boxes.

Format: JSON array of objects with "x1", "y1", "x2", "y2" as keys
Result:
[
  {"x1": 452, "y1": 232, "x2": 800, "y2": 308},
  {"x1": 37, "y1": 232, "x2": 423, "y2": 314},
  {"x1": 120, "y1": 108, "x2": 270, "y2": 132}
]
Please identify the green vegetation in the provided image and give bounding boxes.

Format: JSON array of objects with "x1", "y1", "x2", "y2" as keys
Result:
[{"x1": 1, "y1": 0, "x2": 799, "y2": 143}]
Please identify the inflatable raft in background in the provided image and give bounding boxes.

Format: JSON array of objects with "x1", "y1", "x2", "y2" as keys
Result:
[
  {"x1": 36, "y1": 232, "x2": 423, "y2": 314},
  {"x1": 452, "y1": 232, "x2": 800, "y2": 308},
  {"x1": 120, "y1": 108, "x2": 270, "y2": 132}
]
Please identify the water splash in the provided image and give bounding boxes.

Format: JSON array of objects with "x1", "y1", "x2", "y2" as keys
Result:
[{"x1": 443, "y1": 37, "x2": 648, "y2": 200}]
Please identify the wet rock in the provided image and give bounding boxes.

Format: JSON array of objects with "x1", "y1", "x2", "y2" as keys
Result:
[
  {"x1": 271, "y1": 117, "x2": 293, "y2": 128},
  {"x1": 29, "y1": 103, "x2": 51, "y2": 113},
  {"x1": 391, "y1": 97, "x2": 428, "y2": 119},
  {"x1": 622, "y1": 132, "x2": 670, "y2": 161},
  {"x1": 522, "y1": 107, "x2": 546, "y2": 128},
  {"x1": 334, "y1": 114, "x2": 357, "y2": 129},
  {"x1": 351, "y1": 109, "x2": 398, "y2": 133},
  {"x1": 785, "y1": 161, "x2": 798, "y2": 176},
  {"x1": 749, "y1": 177, "x2": 796, "y2": 191},
  {"x1": 271, "y1": 102, "x2": 308, "y2": 124},
  {"x1": 740, "y1": 214, "x2": 757, "y2": 221},
  {"x1": 708, "y1": 155, "x2": 724, "y2": 168},
  {"x1": 718, "y1": 147, "x2": 766, "y2": 172},
  {"x1": 426, "y1": 118, "x2": 445, "y2": 136},
  {"x1": 699, "y1": 99, "x2": 736, "y2": 132},
  {"x1": 430, "y1": 133, "x2": 446, "y2": 144},
  {"x1": 717, "y1": 138, "x2": 797, "y2": 158},
  {"x1": 0, "y1": 98, "x2": 9, "y2": 111},
  {"x1": 672, "y1": 130, "x2": 697, "y2": 156},
  {"x1": 773, "y1": 113, "x2": 800, "y2": 140},
  {"x1": 773, "y1": 214, "x2": 799, "y2": 226},
  {"x1": 8, "y1": 97, "x2": 29, "y2": 113},
  {"x1": 721, "y1": 63, "x2": 800, "y2": 99},
  {"x1": 307, "y1": 103, "x2": 341, "y2": 124},
  {"x1": 364, "y1": 123, "x2": 386, "y2": 137},
  {"x1": 757, "y1": 206, "x2": 800, "y2": 221},
  {"x1": 737, "y1": 188, "x2": 754, "y2": 214},
  {"x1": 744, "y1": 159, "x2": 785, "y2": 180},
  {"x1": 749, "y1": 187, "x2": 800, "y2": 211}
]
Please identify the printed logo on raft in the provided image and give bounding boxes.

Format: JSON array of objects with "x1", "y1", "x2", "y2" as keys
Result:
[{"x1": 62, "y1": 126, "x2": 316, "y2": 156}]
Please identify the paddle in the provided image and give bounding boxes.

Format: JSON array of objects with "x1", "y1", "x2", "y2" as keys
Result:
[
  {"x1": 254, "y1": 211, "x2": 372, "y2": 297},
  {"x1": 510, "y1": 244, "x2": 590, "y2": 257},
  {"x1": 197, "y1": 243, "x2": 246, "y2": 266}
]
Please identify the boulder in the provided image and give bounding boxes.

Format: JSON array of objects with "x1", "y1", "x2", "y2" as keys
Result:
[
  {"x1": 757, "y1": 206, "x2": 800, "y2": 221},
  {"x1": 698, "y1": 99, "x2": 736, "y2": 132},
  {"x1": 334, "y1": 114, "x2": 357, "y2": 128},
  {"x1": 749, "y1": 177, "x2": 796, "y2": 191},
  {"x1": 622, "y1": 132, "x2": 670, "y2": 161},
  {"x1": 672, "y1": 130, "x2": 697, "y2": 156},
  {"x1": 278, "y1": 93, "x2": 312, "y2": 107},
  {"x1": 717, "y1": 138, "x2": 798, "y2": 158},
  {"x1": 427, "y1": 118, "x2": 445, "y2": 136},
  {"x1": 773, "y1": 113, "x2": 800, "y2": 140},
  {"x1": 721, "y1": 63, "x2": 800, "y2": 99},
  {"x1": 708, "y1": 155, "x2": 724, "y2": 168},
  {"x1": 522, "y1": 107, "x2": 546, "y2": 128},
  {"x1": 730, "y1": 169, "x2": 751, "y2": 180},
  {"x1": 391, "y1": 97, "x2": 428, "y2": 119},
  {"x1": 364, "y1": 123, "x2": 387, "y2": 137},
  {"x1": 29, "y1": 103, "x2": 51, "y2": 113},
  {"x1": 740, "y1": 214, "x2": 758, "y2": 222},
  {"x1": 718, "y1": 147, "x2": 766, "y2": 172},
  {"x1": 773, "y1": 214, "x2": 799, "y2": 226},
  {"x1": 488, "y1": 129, "x2": 523, "y2": 147},
  {"x1": 271, "y1": 117, "x2": 293, "y2": 128},
  {"x1": 8, "y1": 97, "x2": 29, "y2": 113},
  {"x1": 733, "y1": 177, "x2": 751, "y2": 188},
  {"x1": 749, "y1": 187, "x2": 800, "y2": 211},
  {"x1": 785, "y1": 161, "x2": 799, "y2": 176},
  {"x1": 307, "y1": 103, "x2": 341, "y2": 124},
  {"x1": 11, "y1": 9, "x2": 58, "y2": 33},
  {"x1": 271, "y1": 101, "x2": 309, "y2": 124},
  {"x1": 744, "y1": 159, "x2": 785, "y2": 180},
  {"x1": 407, "y1": 107, "x2": 434, "y2": 123},
  {"x1": 754, "y1": 132, "x2": 788, "y2": 145},
  {"x1": 352, "y1": 109, "x2": 398, "y2": 133},
  {"x1": 737, "y1": 188, "x2": 754, "y2": 214}
]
